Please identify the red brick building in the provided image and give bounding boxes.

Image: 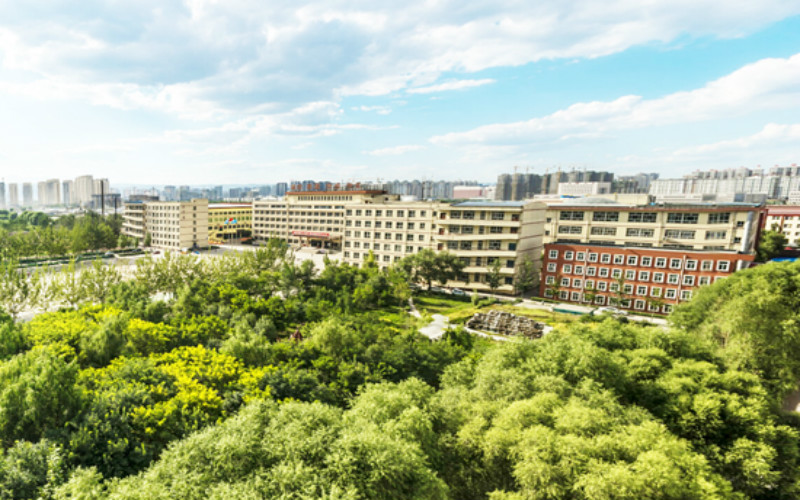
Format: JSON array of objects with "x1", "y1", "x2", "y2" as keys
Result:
[{"x1": 540, "y1": 243, "x2": 755, "y2": 314}]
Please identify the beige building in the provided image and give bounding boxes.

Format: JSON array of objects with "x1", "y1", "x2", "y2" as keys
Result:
[
  {"x1": 209, "y1": 203, "x2": 253, "y2": 243},
  {"x1": 763, "y1": 206, "x2": 800, "y2": 247},
  {"x1": 253, "y1": 192, "x2": 547, "y2": 294},
  {"x1": 542, "y1": 199, "x2": 763, "y2": 253},
  {"x1": 123, "y1": 199, "x2": 209, "y2": 250}
]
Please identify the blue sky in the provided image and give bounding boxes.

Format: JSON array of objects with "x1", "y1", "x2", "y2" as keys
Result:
[{"x1": 0, "y1": 1, "x2": 799, "y2": 186}]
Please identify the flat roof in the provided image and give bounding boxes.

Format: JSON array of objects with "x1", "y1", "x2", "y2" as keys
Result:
[
  {"x1": 287, "y1": 190, "x2": 387, "y2": 196},
  {"x1": 766, "y1": 206, "x2": 800, "y2": 215},
  {"x1": 450, "y1": 201, "x2": 527, "y2": 208},
  {"x1": 209, "y1": 203, "x2": 252, "y2": 209}
]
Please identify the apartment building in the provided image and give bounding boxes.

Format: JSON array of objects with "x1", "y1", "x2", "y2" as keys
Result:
[
  {"x1": 436, "y1": 201, "x2": 546, "y2": 293},
  {"x1": 540, "y1": 243, "x2": 754, "y2": 314},
  {"x1": 763, "y1": 206, "x2": 800, "y2": 247},
  {"x1": 253, "y1": 191, "x2": 546, "y2": 294},
  {"x1": 209, "y1": 203, "x2": 253, "y2": 243},
  {"x1": 122, "y1": 199, "x2": 209, "y2": 250},
  {"x1": 543, "y1": 199, "x2": 763, "y2": 253}
]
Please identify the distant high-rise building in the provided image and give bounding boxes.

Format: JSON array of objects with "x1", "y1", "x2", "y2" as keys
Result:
[
  {"x1": 45, "y1": 178, "x2": 60, "y2": 206},
  {"x1": 8, "y1": 183, "x2": 19, "y2": 208},
  {"x1": 22, "y1": 183, "x2": 33, "y2": 207},
  {"x1": 62, "y1": 180, "x2": 74, "y2": 205},
  {"x1": 74, "y1": 175, "x2": 95, "y2": 205},
  {"x1": 275, "y1": 182, "x2": 288, "y2": 197},
  {"x1": 163, "y1": 186, "x2": 177, "y2": 201},
  {"x1": 0, "y1": 181, "x2": 5, "y2": 210}
]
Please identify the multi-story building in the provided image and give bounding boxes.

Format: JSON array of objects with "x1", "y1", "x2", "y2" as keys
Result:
[
  {"x1": 8, "y1": 183, "x2": 19, "y2": 208},
  {"x1": 62, "y1": 180, "x2": 74, "y2": 205},
  {"x1": 540, "y1": 243, "x2": 755, "y2": 314},
  {"x1": 435, "y1": 201, "x2": 545, "y2": 293},
  {"x1": 254, "y1": 191, "x2": 547, "y2": 294},
  {"x1": 0, "y1": 182, "x2": 5, "y2": 210},
  {"x1": 763, "y1": 206, "x2": 800, "y2": 247},
  {"x1": 208, "y1": 203, "x2": 253, "y2": 243},
  {"x1": 122, "y1": 199, "x2": 209, "y2": 250},
  {"x1": 22, "y1": 183, "x2": 33, "y2": 207},
  {"x1": 542, "y1": 200, "x2": 763, "y2": 254},
  {"x1": 74, "y1": 175, "x2": 95, "y2": 206}
]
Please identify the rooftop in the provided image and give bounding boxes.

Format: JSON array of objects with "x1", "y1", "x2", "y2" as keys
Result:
[{"x1": 450, "y1": 201, "x2": 528, "y2": 208}]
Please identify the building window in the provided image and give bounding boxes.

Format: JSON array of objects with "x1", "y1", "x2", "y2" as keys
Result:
[
  {"x1": 638, "y1": 271, "x2": 650, "y2": 281},
  {"x1": 548, "y1": 249, "x2": 559, "y2": 259},
  {"x1": 698, "y1": 276, "x2": 710, "y2": 286},
  {"x1": 488, "y1": 240, "x2": 501, "y2": 250},
  {"x1": 545, "y1": 276, "x2": 555, "y2": 285},
  {"x1": 626, "y1": 255, "x2": 638, "y2": 266},
  {"x1": 599, "y1": 268, "x2": 609, "y2": 278},
  {"x1": 665, "y1": 229, "x2": 696, "y2": 239},
  {"x1": 680, "y1": 290, "x2": 693, "y2": 301},
  {"x1": 560, "y1": 210, "x2": 584, "y2": 221},
  {"x1": 626, "y1": 228, "x2": 655, "y2": 238},
  {"x1": 669, "y1": 259, "x2": 682, "y2": 269},
  {"x1": 600, "y1": 254, "x2": 611, "y2": 264},
  {"x1": 593, "y1": 211, "x2": 620, "y2": 222},
  {"x1": 597, "y1": 281, "x2": 607, "y2": 291},
  {"x1": 636, "y1": 285, "x2": 647, "y2": 296},
  {"x1": 627, "y1": 212, "x2": 657, "y2": 223},
  {"x1": 564, "y1": 251, "x2": 574, "y2": 260},
  {"x1": 625, "y1": 269, "x2": 635, "y2": 280},
  {"x1": 613, "y1": 255, "x2": 624, "y2": 265},
  {"x1": 707, "y1": 212, "x2": 731, "y2": 224},
  {"x1": 701, "y1": 260, "x2": 713, "y2": 271},
  {"x1": 563, "y1": 264, "x2": 573, "y2": 274},
  {"x1": 651, "y1": 287, "x2": 662, "y2": 297},
  {"x1": 576, "y1": 252, "x2": 586, "y2": 261},
  {"x1": 560, "y1": 278, "x2": 570, "y2": 287},
  {"x1": 655, "y1": 257, "x2": 666, "y2": 268},
  {"x1": 653, "y1": 272, "x2": 664, "y2": 283},
  {"x1": 717, "y1": 261, "x2": 730, "y2": 272},
  {"x1": 559, "y1": 226, "x2": 582, "y2": 234},
  {"x1": 667, "y1": 274, "x2": 679, "y2": 284},
  {"x1": 491, "y1": 212, "x2": 504, "y2": 220},
  {"x1": 666, "y1": 213, "x2": 699, "y2": 224},
  {"x1": 634, "y1": 299, "x2": 646, "y2": 310},
  {"x1": 590, "y1": 227, "x2": 617, "y2": 236},
  {"x1": 586, "y1": 267, "x2": 596, "y2": 276},
  {"x1": 705, "y1": 231, "x2": 727, "y2": 240},
  {"x1": 641, "y1": 256, "x2": 652, "y2": 267},
  {"x1": 573, "y1": 279, "x2": 582, "y2": 288},
  {"x1": 685, "y1": 260, "x2": 698, "y2": 270},
  {"x1": 588, "y1": 253, "x2": 598, "y2": 262},
  {"x1": 574, "y1": 266, "x2": 584, "y2": 275},
  {"x1": 612, "y1": 269, "x2": 622, "y2": 279},
  {"x1": 665, "y1": 289, "x2": 677, "y2": 299}
]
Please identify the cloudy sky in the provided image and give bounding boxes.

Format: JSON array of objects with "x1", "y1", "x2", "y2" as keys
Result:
[{"x1": 0, "y1": 1, "x2": 799, "y2": 186}]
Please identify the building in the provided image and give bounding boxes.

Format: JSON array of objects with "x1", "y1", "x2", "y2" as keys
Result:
[
  {"x1": 649, "y1": 165, "x2": 800, "y2": 202},
  {"x1": 253, "y1": 191, "x2": 547, "y2": 294},
  {"x1": 0, "y1": 182, "x2": 5, "y2": 210},
  {"x1": 22, "y1": 183, "x2": 33, "y2": 207},
  {"x1": 763, "y1": 206, "x2": 800, "y2": 247},
  {"x1": 8, "y1": 183, "x2": 18, "y2": 208},
  {"x1": 62, "y1": 180, "x2": 73, "y2": 205},
  {"x1": 74, "y1": 175, "x2": 95, "y2": 206},
  {"x1": 542, "y1": 199, "x2": 763, "y2": 254},
  {"x1": 208, "y1": 203, "x2": 253, "y2": 243},
  {"x1": 557, "y1": 182, "x2": 612, "y2": 196},
  {"x1": 122, "y1": 199, "x2": 210, "y2": 250},
  {"x1": 452, "y1": 186, "x2": 489, "y2": 199},
  {"x1": 540, "y1": 243, "x2": 755, "y2": 314},
  {"x1": 435, "y1": 201, "x2": 545, "y2": 294}
]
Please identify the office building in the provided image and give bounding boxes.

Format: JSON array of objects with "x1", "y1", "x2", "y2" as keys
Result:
[
  {"x1": 8, "y1": 183, "x2": 19, "y2": 208},
  {"x1": 122, "y1": 199, "x2": 209, "y2": 250}
]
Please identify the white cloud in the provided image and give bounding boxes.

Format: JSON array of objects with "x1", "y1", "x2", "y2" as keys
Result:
[
  {"x1": 407, "y1": 79, "x2": 495, "y2": 94},
  {"x1": 673, "y1": 123, "x2": 800, "y2": 155},
  {"x1": 364, "y1": 144, "x2": 425, "y2": 156},
  {"x1": 432, "y1": 53, "x2": 800, "y2": 147},
  {"x1": 352, "y1": 105, "x2": 392, "y2": 114}
]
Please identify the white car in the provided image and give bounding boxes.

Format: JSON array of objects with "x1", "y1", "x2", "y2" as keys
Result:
[
  {"x1": 451, "y1": 288, "x2": 466, "y2": 296},
  {"x1": 593, "y1": 306, "x2": 628, "y2": 317}
]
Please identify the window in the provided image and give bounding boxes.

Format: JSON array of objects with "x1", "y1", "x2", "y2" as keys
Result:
[
  {"x1": 655, "y1": 257, "x2": 666, "y2": 268},
  {"x1": 489, "y1": 226, "x2": 503, "y2": 234},
  {"x1": 628, "y1": 212, "x2": 658, "y2": 223},
  {"x1": 623, "y1": 284, "x2": 633, "y2": 294},
  {"x1": 574, "y1": 266, "x2": 584, "y2": 275},
  {"x1": 641, "y1": 256, "x2": 652, "y2": 267},
  {"x1": 559, "y1": 291, "x2": 569, "y2": 300},
  {"x1": 597, "y1": 281, "x2": 608, "y2": 291},
  {"x1": 626, "y1": 228, "x2": 655, "y2": 238},
  {"x1": 548, "y1": 249, "x2": 559, "y2": 259},
  {"x1": 559, "y1": 226, "x2": 582, "y2": 234},
  {"x1": 667, "y1": 274, "x2": 679, "y2": 284},
  {"x1": 705, "y1": 231, "x2": 727, "y2": 240},
  {"x1": 576, "y1": 252, "x2": 586, "y2": 261},
  {"x1": 613, "y1": 254, "x2": 624, "y2": 264},
  {"x1": 593, "y1": 211, "x2": 620, "y2": 222},
  {"x1": 683, "y1": 275, "x2": 695, "y2": 286},
  {"x1": 625, "y1": 269, "x2": 635, "y2": 280},
  {"x1": 665, "y1": 229, "x2": 696, "y2": 239},
  {"x1": 665, "y1": 289, "x2": 677, "y2": 299},
  {"x1": 564, "y1": 251, "x2": 574, "y2": 260},
  {"x1": 669, "y1": 258, "x2": 682, "y2": 269},
  {"x1": 652, "y1": 272, "x2": 664, "y2": 283},
  {"x1": 573, "y1": 279, "x2": 582, "y2": 288},
  {"x1": 563, "y1": 264, "x2": 573, "y2": 274},
  {"x1": 651, "y1": 287, "x2": 662, "y2": 297},
  {"x1": 586, "y1": 267, "x2": 596, "y2": 276},
  {"x1": 680, "y1": 290, "x2": 693, "y2": 301},
  {"x1": 717, "y1": 261, "x2": 730, "y2": 272},
  {"x1": 698, "y1": 276, "x2": 711, "y2": 286},
  {"x1": 545, "y1": 276, "x2": 555, "y2": 285},
  {"x1": 685, "y1": 259, "x2": 698, "y2": 270},
  {"x1": 561, "y1": 278, "x2": 570, "y2": 287},
  {"x1": 626, "y1": 255, "x2": 638, "y2": 266},
  {"x1": 547, "y1": 263, "x2": 557, "y2": 272},
  {"x1": 396, "y1": 211, "x2": 405, "y2": 217},
  {"x1": 599, "y1": 268, "x2": 609, "y2": 278},
  {"x1": 634, "y1": 299, "x2": 646, "y2": 310},
  {"x1": 560, "y1": 210, "x2": 584, "y2": 221},
  {"x1": 707, "y1": 212, "x2": 731, "y2": 224},
  {"x1": 595, "y1": 296, "x2": 606, "y2": 305},
  {"x1": 612, "y1": 269, "x2": 622, "y2": 278},
  {"x1": 601, "y1": 254, "x2": 611, "y2": 264},
  {"x1": 588, "y1": 253, "x2": 598, "y2": 262},
  {"x1": 609, "y1": 282, "x2": 620, "y2": 292},
  {"x1": 571, "y1": 292, "x2": 581, "y2": 301},
  {"x1": 590, "y1": 227, "x2": 617, "y2": 236},
  {"x1": 638, "y1": 271, "x2": 650, "y2": 281},
  {"x1": 701, "y1": 260, "x2": 713, "y2": 271},
  {"x1": 667, "y1": 213, "x2": 699, "y2": 224},
  {"x1": 585, "y1": 280, "x2": 594, "y2": 289},
  {"x1": 491, "y1": 212, "x2": 504, "y2": 220}
]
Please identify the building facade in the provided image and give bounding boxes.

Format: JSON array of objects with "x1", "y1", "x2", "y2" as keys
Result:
[
  {"x1": 542, "y1": 200, "x2": 763, "y2": 254},
  {"x1": 540, "y1": 243, "x2": 754, "y2": 314},
  {"x1": 763, "y1": 206, "x2": 800, "y2": 247},
  {"x1": 208, "y1": 203, "x2": 253, "y2": 243},
  {"x1": 123, "y1": 199, "x2": 209, "y2": 250}
]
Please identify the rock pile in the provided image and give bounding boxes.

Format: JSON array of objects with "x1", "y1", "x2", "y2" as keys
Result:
[{"x1": 465, "y1": 310, "x2": 544, "y2": 338}]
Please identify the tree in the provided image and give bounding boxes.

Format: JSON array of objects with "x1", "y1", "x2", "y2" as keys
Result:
[
  {"x1": 143, "y1": 232, "x2": 152, "y2": 248},
  {"x1": 485, "y1": 259, "x2": 503, "y2": 293},
  {"x1": 79, "y1": 259, "x2": 121, "y2": 304},
  {"x1": 514, "y1": 255, "x2": 538, "y2": 296},
  {"x1": 609, "y1": 275, "x2": 630, "y2": 309},
  {"x1": 757, "y1": 226, "x2": 788, "y2": 262},
  {"x1": 545, "y1": 274, "x2": 562, "y2": 300},
  {"x1": 399, "y1": 249, "x2": 464, "y2": 290},
  {"x1": 0, "y1": 260, "x2": 46, "y2": 319}
]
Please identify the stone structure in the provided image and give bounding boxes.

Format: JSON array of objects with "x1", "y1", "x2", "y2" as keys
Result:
[{"x1": 465, "y1": 310, "x2": 544, "y2": 338}]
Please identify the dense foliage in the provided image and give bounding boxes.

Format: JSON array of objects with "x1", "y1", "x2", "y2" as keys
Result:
[{"x1": 0, "y1": 249, "x2": 799, "y2": 499}]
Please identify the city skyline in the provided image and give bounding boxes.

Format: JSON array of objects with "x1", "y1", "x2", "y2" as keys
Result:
[{"x1": 0, "y1": 3, "x2": 799, "y2": 184}]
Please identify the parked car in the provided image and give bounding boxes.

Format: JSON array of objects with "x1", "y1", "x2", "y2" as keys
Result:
[
  {"x1": 451, "y1": 288, "x2": 466, "y2": 296},
  {"x1": 593, "y1": 306, "x2": 627, "y2": 317},
  {"x1": 430, "y1": 286, "x2": 446, "y2": 294}
]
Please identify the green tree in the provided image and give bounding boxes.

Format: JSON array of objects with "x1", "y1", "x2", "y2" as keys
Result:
[
  {"x1": 514, "y1": 255, "x2": 538, "y2": 296},
  {"x1": 399, "y1": 249, "x2": 464, "y2": 290},
  {"x1": 757, "y1": 226, "x2": 788, "y2": 262},
  {"x1": 486, "y1": 259, "x2": 503, "y2": 293}
]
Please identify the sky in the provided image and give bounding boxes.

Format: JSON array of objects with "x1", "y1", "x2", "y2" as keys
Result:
[{"x1": 0, "y1": 1, "x2": 799, "y2": 186}]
